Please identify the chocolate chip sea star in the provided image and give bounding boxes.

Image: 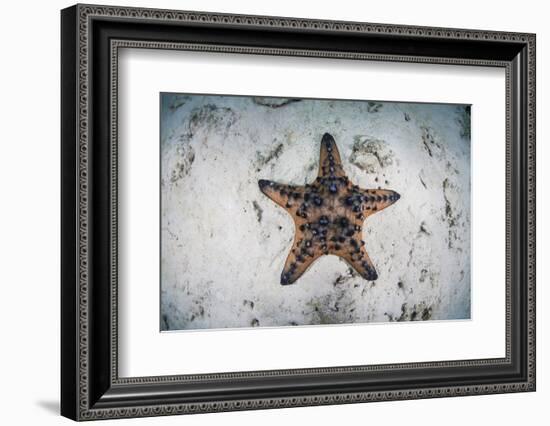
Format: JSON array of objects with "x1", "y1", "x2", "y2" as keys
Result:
[{"x1": 259, "y1": 133, "x2": 400, "y2": 285}]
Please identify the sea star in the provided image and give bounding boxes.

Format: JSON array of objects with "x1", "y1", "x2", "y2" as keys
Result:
[{"x1": 258, "y1": 133, "x2": 400, "y2": 285}]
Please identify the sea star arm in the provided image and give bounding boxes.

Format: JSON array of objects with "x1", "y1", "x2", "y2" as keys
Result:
[
  {"x1": 318, "y1": 133, "x2": 346, "y2": 178},
  {"x1": 258, "y1": 180, "x2": 306, "y2": 211},
  {"x1": 349, "y1": 187, "x2": 401, "y2": 217},
  {"x1": 339, "y1": 244, "x2": 378, "y2": 281},
  {"x1": 280, "y1": 235, "x2": 323, "y2": 285}
]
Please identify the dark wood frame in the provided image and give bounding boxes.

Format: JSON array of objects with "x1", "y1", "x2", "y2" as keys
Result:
[{"x1": 61, "y1": 3, "x2": 536, "y2": 421}]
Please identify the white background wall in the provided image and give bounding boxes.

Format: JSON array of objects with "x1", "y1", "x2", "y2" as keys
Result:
[{"x1": 0, "y1": 0, "x2": 546, "y2": 424}]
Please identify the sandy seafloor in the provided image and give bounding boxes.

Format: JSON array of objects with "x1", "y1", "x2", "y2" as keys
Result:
[{"x1": 159, "y1": 93, "x2": 471, "y2": 331}]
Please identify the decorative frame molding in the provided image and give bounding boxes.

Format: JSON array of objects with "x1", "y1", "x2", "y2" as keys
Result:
[{"x1": 61, "y1": 3, "x2": 535, "y2": 421}]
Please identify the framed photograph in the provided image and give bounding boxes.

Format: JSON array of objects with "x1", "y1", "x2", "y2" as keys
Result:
[{"x1": 61, "y1": 4, "x2": 536, "y2": 421}]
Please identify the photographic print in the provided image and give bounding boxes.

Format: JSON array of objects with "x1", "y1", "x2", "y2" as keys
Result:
[{"x1": 160, "y1": 93, "x2": 471, "y2": 331}]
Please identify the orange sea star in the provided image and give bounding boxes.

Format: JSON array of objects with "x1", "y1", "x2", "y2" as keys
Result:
[{"x1": 259, "y1": 133, "x2": 400, "y2": 285}]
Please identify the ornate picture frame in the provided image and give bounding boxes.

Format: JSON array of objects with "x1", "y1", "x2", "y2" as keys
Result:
[{"x1": 61, "y1": 4, "x2": 535, "y2": 421}]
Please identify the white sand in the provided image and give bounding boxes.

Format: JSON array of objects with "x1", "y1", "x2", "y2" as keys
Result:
[{"x1": 160, "y1": 94, "x2": 471, "y2": 330}]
